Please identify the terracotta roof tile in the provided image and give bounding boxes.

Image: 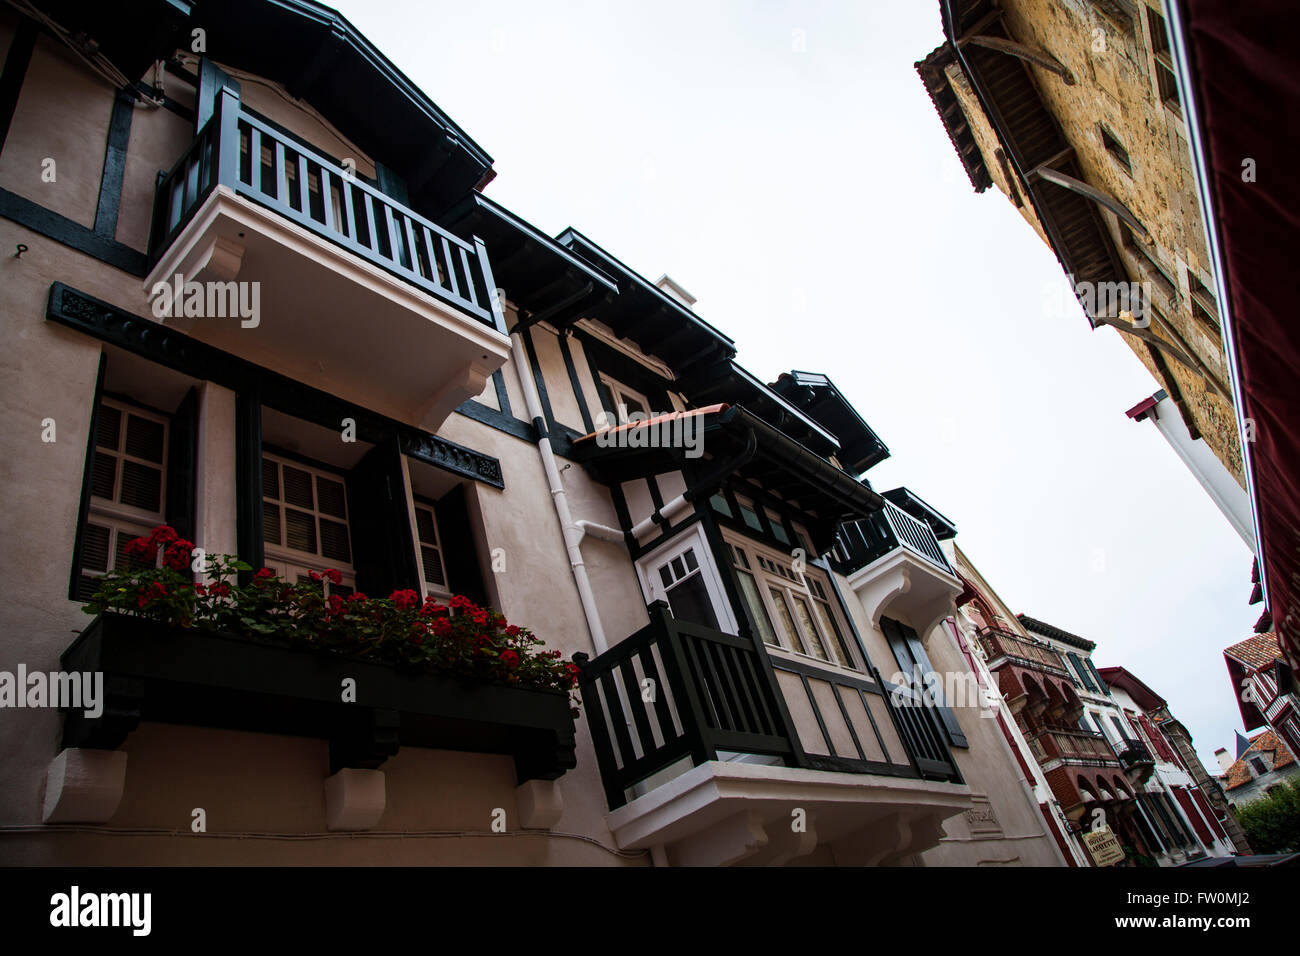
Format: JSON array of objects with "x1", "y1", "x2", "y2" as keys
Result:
[{"x1": 1224, "y1": 632, "x2": 1283, "y2": 671}]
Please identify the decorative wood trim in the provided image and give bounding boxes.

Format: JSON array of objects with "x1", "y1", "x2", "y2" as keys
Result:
[
  {"x1": 93, "y1": 90, "x2": 135, "y2": 239},
  {"x1": 45, "y1": 283, "x2": 506, "y2": 491},
  {"x1": 0, "y1": 188, "x2": 148, "y2": 275}
]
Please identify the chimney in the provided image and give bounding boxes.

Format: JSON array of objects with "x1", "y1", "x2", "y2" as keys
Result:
[
  {"x1": 1214, "y1": 747, "x2": 1233, "y2": 773},
  {"x1": 654, "y1": 274, "x2": 697, "y2": 308}
]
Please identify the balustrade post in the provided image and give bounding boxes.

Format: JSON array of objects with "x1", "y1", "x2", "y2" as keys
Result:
[{"x1": 214, "y1": 86, "x2": 242, "y2": 190}]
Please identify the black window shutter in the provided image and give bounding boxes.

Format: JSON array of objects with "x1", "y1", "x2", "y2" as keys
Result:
[
  {"x1": 196, "y1": 58, "x2": 241, "y2": 132},
  {"x1": 345, "y1": 438, "x2": 420, "y2": 598},
  {"x1": 1087, "y1": 659, "x2": 1109, "y2": 693},
  {"x1": 1067, "y1": 652, "x2": 1097, "y2": 691},
  {"x1": 375, "y1": 161, "x2": 410, "y2": 205},
  {"x1": 882, "y1": 616, "x2": 969, "y2": 749},
  {"x1": 69, "y1": 354, "x2": 107, "y2": 601},
  {"x1": 165, "y1": 387, "x2": 199, "y2": 542},
  {"x1": 435, "y1": 483, "x2": 487, "y2": 607}
]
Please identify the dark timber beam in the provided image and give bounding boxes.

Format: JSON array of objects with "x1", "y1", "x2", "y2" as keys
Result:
[
  {"x1": 963, "y1": 35, "x2": 1076, "y2": 85},
  {"x1": 1031, "y1": 164, "x2": 1152, "y2": 243}
]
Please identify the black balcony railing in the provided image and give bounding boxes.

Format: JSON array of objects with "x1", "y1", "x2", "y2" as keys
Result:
[
  {"x1": 830, "y1": 500, "x2": 953, "y2": 576},
  {"x1": 575, "y1": 602, "x2": 960, "y2": 810},
  {"x1": 148, "y1": 87, "x2": 505, "y2": 335},
  {"x1": 1114, "y1": 738, "x2": 1155, "y2": 768}
]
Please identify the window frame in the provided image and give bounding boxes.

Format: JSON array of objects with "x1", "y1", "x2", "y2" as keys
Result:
[
  {"x1": 89, "y1": 395, "x2": 170, "y2": 527},
  {"x1": 723, "y1": 531, "x2": 859, "y2": 670},
  {"x1": 597, "y1": 373, "x2": 652, "y2": 425},
  {"x1": 260, "y1": 450, "x2": 356, "y2": 588},
  {"x1": 634, "y1": 526, "x2": 738, "y2": 634},
  {"x1": 412, "y1": 495, "x2": 451, "y2": 601}
]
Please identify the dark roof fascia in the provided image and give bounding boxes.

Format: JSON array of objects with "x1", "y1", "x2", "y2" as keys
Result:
[
  {"x1": 442, "y1": 193, "x2": 619, "y2": 321},
  {"x1": 1017, "y1": 614, "x2": 1096, "y2": 651},
  {"x1": 773, "y1": 370, "x2": 891, "y2": 472},
  {"x1": 555, "y1": 228, "x2": 736, "y2": 353}
]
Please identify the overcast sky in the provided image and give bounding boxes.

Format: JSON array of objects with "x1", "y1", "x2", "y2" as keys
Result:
[{"x1": 328, "y1": 0, "x2": 1258, "y2": 770}]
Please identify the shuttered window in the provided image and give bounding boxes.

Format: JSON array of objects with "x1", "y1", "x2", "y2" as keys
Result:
[
  {"x1": 261, "y1": 453, "x2": 355, "y2": 587},
  {"x1": 78, "y1": 397, "x2": 171, "y2": 597},
  {"x1": 413, "y1": 501, "x2": 450, "y2": 598}
]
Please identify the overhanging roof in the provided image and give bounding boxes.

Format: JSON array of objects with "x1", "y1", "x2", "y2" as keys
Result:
[
  {"x1": 1096, "y1": 666, "x2": 1164, "y2": 712},
  {"x1": 442, "y1": 193, "x2": 618, "y2": 323},
  {"x1": 934, "y1": 0, "x2": 1128, "y2": 330},
  {"x1": 570, "y1": 404, "x2": 884, "y2": 550},
  {"x1": 555, "y1": 229, "x2": 736, "y2": 376},
  {"x1": 770, "y1": 371, "x2": 891, "y2": 474},
  {"x1": 1016, "y1": 614, "x2": 1095, "y2": 652},
  {"x1": 1171, "y1": 0, "x2": 1300, "y2": 673},
  {"x1": 26, "y1": 0, "x2": 191, "y2": 82},
  {"x1": 680, "y1": 362, "x2": 841, "y2": 462},
  {"x1": 101, "y1": 0, "x2": 493, "y2": 215},
  {"x1": 915, "y1": 43, "x2": 993, "y2": 193}
]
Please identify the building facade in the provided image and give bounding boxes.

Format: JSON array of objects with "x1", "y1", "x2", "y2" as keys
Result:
[
  {"x1": 1095, "y1": 666, "x2": 1236, "y2": 863},
  {"x1": 0, "y1": 0, "x2": 1070, "y2": 866},
  {"x1": 1224, "y1": 632, "x2": 1300, "y2": 760},
  {"x1": 1216, "y1": 730, "x2": 1300, "y2": 810},
  {"x1": 916, "y1": 0, "x2": 1249, "y2": 544}
]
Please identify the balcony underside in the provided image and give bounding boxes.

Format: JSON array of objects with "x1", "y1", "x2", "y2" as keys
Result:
[
  {"x1": 843, "y1": 547, "x2": 963, "y2": 642},
  {"x1": 605, "y1": 759, "x2": 972, "y2": 866},
  {"x1": 145, "y1": 187, "x2": 510, "y2": 431}
]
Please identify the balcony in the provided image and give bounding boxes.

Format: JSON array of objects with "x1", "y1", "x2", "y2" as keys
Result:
[
  {"x1": 144, "y1": 87, "x2": 510, "y2": 431},
  {"x1": 977, "y1": 626, "x2": 1070, "y2": 676},
  {"x1": 1114, "y1": 738, "x2": 1156, "y2": 785},
  {"x1": 831, "y1": 500, "x2": 964, "y2": 641},
  {"x1": 1029, "y1": 729, "x2": 1120, "y2": 768},
  {"x1": 574, "y1": 602, "x2": 970, "y2": 866},
  {"x1": 62, "y1": 613, "x2": 577, "y2": 784}
]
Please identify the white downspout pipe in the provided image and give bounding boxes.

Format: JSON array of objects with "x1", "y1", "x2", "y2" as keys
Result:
[{"x1": 510, "y1": 331, "x2": 610, "y2": 655}]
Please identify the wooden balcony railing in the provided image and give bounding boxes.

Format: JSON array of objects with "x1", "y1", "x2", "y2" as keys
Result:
[
  {"x1": 1031, "y1": 728, "x2": 1120, "y2": 765},
  {"x1": 977, "y1": 626, "x2": 1070, "y2": 676},
  {"x1": 148, "y1": 87, "x2": 505, "y2": 335},
  {"x1": 1114, "y1": 738, "x2": 1155, "y2": 768},
  {"x1": 831, "y1": 500, "x2": 953, "y2": 576},
  {"x1": 575, "y1": 602, "x2": 960, "y2": 810}
]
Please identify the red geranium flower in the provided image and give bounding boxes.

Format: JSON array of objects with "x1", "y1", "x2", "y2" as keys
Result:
[
  {"x1": 501, "y1": 650, "x2": 519, "y2": 669},
  {"x1": 346, "y1": 592, "x2": 368, "y2": 603},
  {"x1": 505, "y1": 625, "x2": 521, "y2": 637},
  {"x1": 254, "y1": 567, "x2": 275, "y2": 583},
  {"x1": 324, "y1": 569, "x2": 343, "y2": 585},
  {"x1": 390, "y1": 589, "x2": 420, "y2": 610},
  {"x1": 162, "y1": 539, "x2": 194, "y2": 571},
  {"x1": 309, "y1": 570, "x2": 322, "y2": 582},
  {"x1": 149, "y1": 525, "x2": 179, "y2": 546}
]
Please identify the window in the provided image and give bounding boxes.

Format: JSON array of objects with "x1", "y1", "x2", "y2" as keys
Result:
[
  {"x1": 726, "y1": 535, "x2": 857, "y2": 669},
  {"x1": 1100, "y1": 125, "x2": 1132, "y2": 173},
  {"x1": 413, "y1": 501, "x2": 450, "y2": 599},
  {"x1": 1186, "y1": 271, "x2": 1220, "y2": 338},
  {"x1": 598, "y1": 374, "x2": 651, "y2": 424},
  {"x1": 80, "y1": 397, "x2": 170, "y2": 593},
  {"x1": 261, "y1": 453, "x2": 356, "y2": 591},
  {"x1": 1249, "y1": 756, "x2": 1267, "y2": 777},
  {"x1": 641, "y1": 534, "x2": 728, "y2": 630},
  {"x1": 1147, "y1": 6, "x2": 1180, "y2": 113}
]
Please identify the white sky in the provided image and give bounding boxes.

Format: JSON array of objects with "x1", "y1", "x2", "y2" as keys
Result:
[{"x1": 327, "y1": 0, "x2": 1259, "y2": 770}]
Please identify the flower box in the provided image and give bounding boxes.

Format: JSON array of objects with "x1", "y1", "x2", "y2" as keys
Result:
[{"x1": 61, "y1": 613, "x2": 577, "y2": 782}]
